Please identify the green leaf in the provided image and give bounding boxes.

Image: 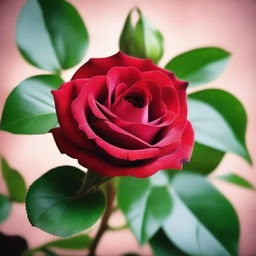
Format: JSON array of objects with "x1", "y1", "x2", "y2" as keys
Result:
[
  {"x1": 150, "y1": 230, "x2": 187, "y2": 256},
  {"x1": 25, "y1": 234, "x2": 91, "y2": 255},
  {"x1": 216, "y1": 173, "x2": 254, "y2": 189},
  {"x1": 184, "y1": 143, "x2": 225, "y2": 175},
  {"x1": 0, "y1": 195, "x2": 11, "y2": 223},
  {"x1": 163, "y1": 172, "x2": 239, "y2": 256},
  {"x1": 119, "y1": 7, "x2": 164, "y2": 63},
  {"x1": 165, "y1": 47, "x2": 230, "y2": 87},
  {"x1": 118, "y1": 175, "x2": 172, "y2": 244},
  {"x1": 26, "y1": 166, "x2": 105, "y2": 237},
  {"x1": 40, "y1": 249, "x2": 58, "y2": 256},
  {"x1": 16, "y1": 0, "x2": 89, "y2": 71},
  {"x1": 42, "y1": 234, "x2": 91, "y2": 250},
  {"x1": 0, "y1": 75, "x2": 63, "y2": 134},
  {"x1": 1, "y1": 158, "x2": 26, "y2": 202},
  {"x1": 188, "y1": 89, "x2": 251, "y2": 163}
]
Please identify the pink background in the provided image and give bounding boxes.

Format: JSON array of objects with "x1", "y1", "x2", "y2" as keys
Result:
[{"x1": 0, "y1": 0, "x2": 256, "y2": 255}]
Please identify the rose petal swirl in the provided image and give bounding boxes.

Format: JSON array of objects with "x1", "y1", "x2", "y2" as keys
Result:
[{"x1": 51, "y1": 52, "x2": 194, "y2": 178}]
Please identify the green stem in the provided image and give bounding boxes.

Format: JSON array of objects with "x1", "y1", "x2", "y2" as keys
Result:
[
  {"x1": 87, "y1": 181, "x2": 116, "y2": 256},
  {"x1": 54, "y1": 70, "x2": 62, "y2": 76},
  {"x1": 75, "y1": 173, "x2": 88, "y2": 196},
  {"x1": 75, "y1": 170, "x2": 112, "y2": 197}
]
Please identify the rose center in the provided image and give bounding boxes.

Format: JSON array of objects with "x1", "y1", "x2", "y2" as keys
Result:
[{"x1": 123, "y1": 95, "x2": 145, "y2": 108}]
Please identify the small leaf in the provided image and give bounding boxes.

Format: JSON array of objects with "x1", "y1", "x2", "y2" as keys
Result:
[
  {"x1": 26, "y1": 166, "x2": 105, "y2": 237},
  {"x1": 0, "y1": 195, "x2": 11, "y2": 223},
  {"x1": 216, "y1": 173, "x2": 254, "y2": 189},
  {"x1": 150, "y1": 230, "x2": 187, "y2": 256},
  {"x1": 184, "y1": 143, "x2": 225, "y2": 175},
  {"x1": 165, "y1": 47, "x2": 230, "y2": 87},
  {"x1": 43, "y1": 234, "x2": 91, "y2": 250},
  {"x1": 25, "y1": 234, "x2": 91, "y2": 255},
  {"x1": 1, "y1": 158, "x2": 27, "y2": 202},
  {"x1": 0, "y1": 75, "x2": 64, "y2": 134},
  {"x1": 16, "y1": 0, "x2": 89, "y2": 71},
  {"x1": 119, "y1": 7, "x2": 164, "y2": 63},
  {"x1": 188, "y1": 89, "x2": 251, "y2": 163},
  {"x1": 163, "y1": 172, "x2": 239, "y2": 256},
  {"x1": 118, "y1": 175, "x2": 172, "y2": 244}
]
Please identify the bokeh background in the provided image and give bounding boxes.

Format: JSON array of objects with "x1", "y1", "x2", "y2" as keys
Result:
[{"x1": 0, "y1": 0, "x2": 256, "y2": 255}]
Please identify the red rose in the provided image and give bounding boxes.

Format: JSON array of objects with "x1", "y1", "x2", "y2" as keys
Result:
[{"x1": 51, "y1": 52, "x2": 194, "y2": 178}]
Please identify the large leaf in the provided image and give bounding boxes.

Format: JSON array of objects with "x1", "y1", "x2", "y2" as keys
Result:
[
  {"x1": 0, "y1": 194, "x2": 11, "y2": 223},
  {"x1": 26, "y1": 166, "x2": 105, "y2": 237},
  {"x1": 119, "y1": 7, "x2": 164, "y2": 63},
  {"x1": 0, "y1": 75, "x2": 63, "y2": 134},
  {"x1": 165, "y1": 47, "x2": 230, "y2": 87},
  {"x1": 1, "y1": 158, "x2": 26, "y2": 202},
  {"x1": 184, "y1": 143, "x2": 224, "y2": 175},
  {"x1": 216, "y1": 173, "x2": 254, "y2": 189},
  {"x1": 150, "y1": 230, "x2": 187, "y2": 256},
  {"x1": 118, "y1": 174, "x2": 172, "y2": 244},
  {"x1": 188, "y1": 89, "x2": 251, "y2": 163},
  {"x1": 163, "y1": 172, "x2": 239, "y2": 256},
  {"x1": 16, "y1": 0, "x2": 89, "y2": 71}
]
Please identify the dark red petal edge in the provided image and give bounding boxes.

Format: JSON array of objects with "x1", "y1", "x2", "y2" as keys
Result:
[{"x1": 51, "y1": 121, "x2": 194, "y2": 178}]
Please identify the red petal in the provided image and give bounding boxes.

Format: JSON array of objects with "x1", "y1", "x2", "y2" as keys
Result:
[
  {"x1": 51, "y1": 121, "x2": 194, "y2": 178},
  {"x1": 97, "y1": 102, "x2": 168, "y2": 143},
  {"x1": 52, "y1": 79, "x2": 93, "y2": 150},
  {"x1": 72, "y1": 52, "x2": 175, "y2": 79},
  {"x1": 142, "y1": 70, "x2": 175, "y2": 88},
  {"x1": 111, "y1": 80, "x2": 152, "y2": 123},
  {"x1": 107, "y1": 66, "x2": 142, "y2": 93},
  {"x1": 88, "y1": 95, "x2": 162, "y2": 161},
  {"x1": 72, "y1": 78, "x2": 162, "y2": 161}
]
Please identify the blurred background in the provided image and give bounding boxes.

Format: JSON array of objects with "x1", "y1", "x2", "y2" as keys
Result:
[{"x1": 0, "y1": 0, "x2": 256, "y2": 255}]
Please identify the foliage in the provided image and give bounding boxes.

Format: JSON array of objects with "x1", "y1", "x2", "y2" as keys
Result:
[{"x1": 0, "y1": 1, "x2": 253, "y2": 256}]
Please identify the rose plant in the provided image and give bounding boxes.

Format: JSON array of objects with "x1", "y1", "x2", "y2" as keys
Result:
[{"x1": 0, "y1": 1, "x2": 253, "y2": 256}]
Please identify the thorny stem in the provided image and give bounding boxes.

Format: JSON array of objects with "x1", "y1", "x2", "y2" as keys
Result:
[{"x1": 87, "y1": 181, "x2": 116, "y2": 256}]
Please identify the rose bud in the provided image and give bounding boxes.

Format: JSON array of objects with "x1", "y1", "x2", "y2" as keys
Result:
[{"x1": 119, "y1": 7, "x2": 164, "y2": 64}]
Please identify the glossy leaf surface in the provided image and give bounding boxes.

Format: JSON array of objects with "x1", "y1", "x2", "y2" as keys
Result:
[
  {"x1": 26, "y1": 166, "x2": 105, "y2": 237},
  {"x1": 163, "y1": 172, "x2": 239, "y2": 256},
  {"x1": 184, "y1": 143, "x2": 224, "y2": 175},
  {"x1": 165, "y1": 47, "x2": 230, "y2": 87},
  {"x1": 16, "y1": 0, "x2": 89, "y2": 71},
  {"x1": 188, "y1": 89, "x2": 251, "y2": 163},
  {"x1": 1, "y1": 158, "x2": 26, "y2": 202},
  {"x1": 118, "y1": 175, "x2": 172, "y2": 244},
  {"x1": 0, "y1": 75, "x2": 63, "y2": 134}
]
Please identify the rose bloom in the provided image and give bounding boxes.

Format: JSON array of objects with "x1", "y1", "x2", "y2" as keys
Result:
[{"x1": 51, "y1": 52, "x2": 194, "y2": 178}]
